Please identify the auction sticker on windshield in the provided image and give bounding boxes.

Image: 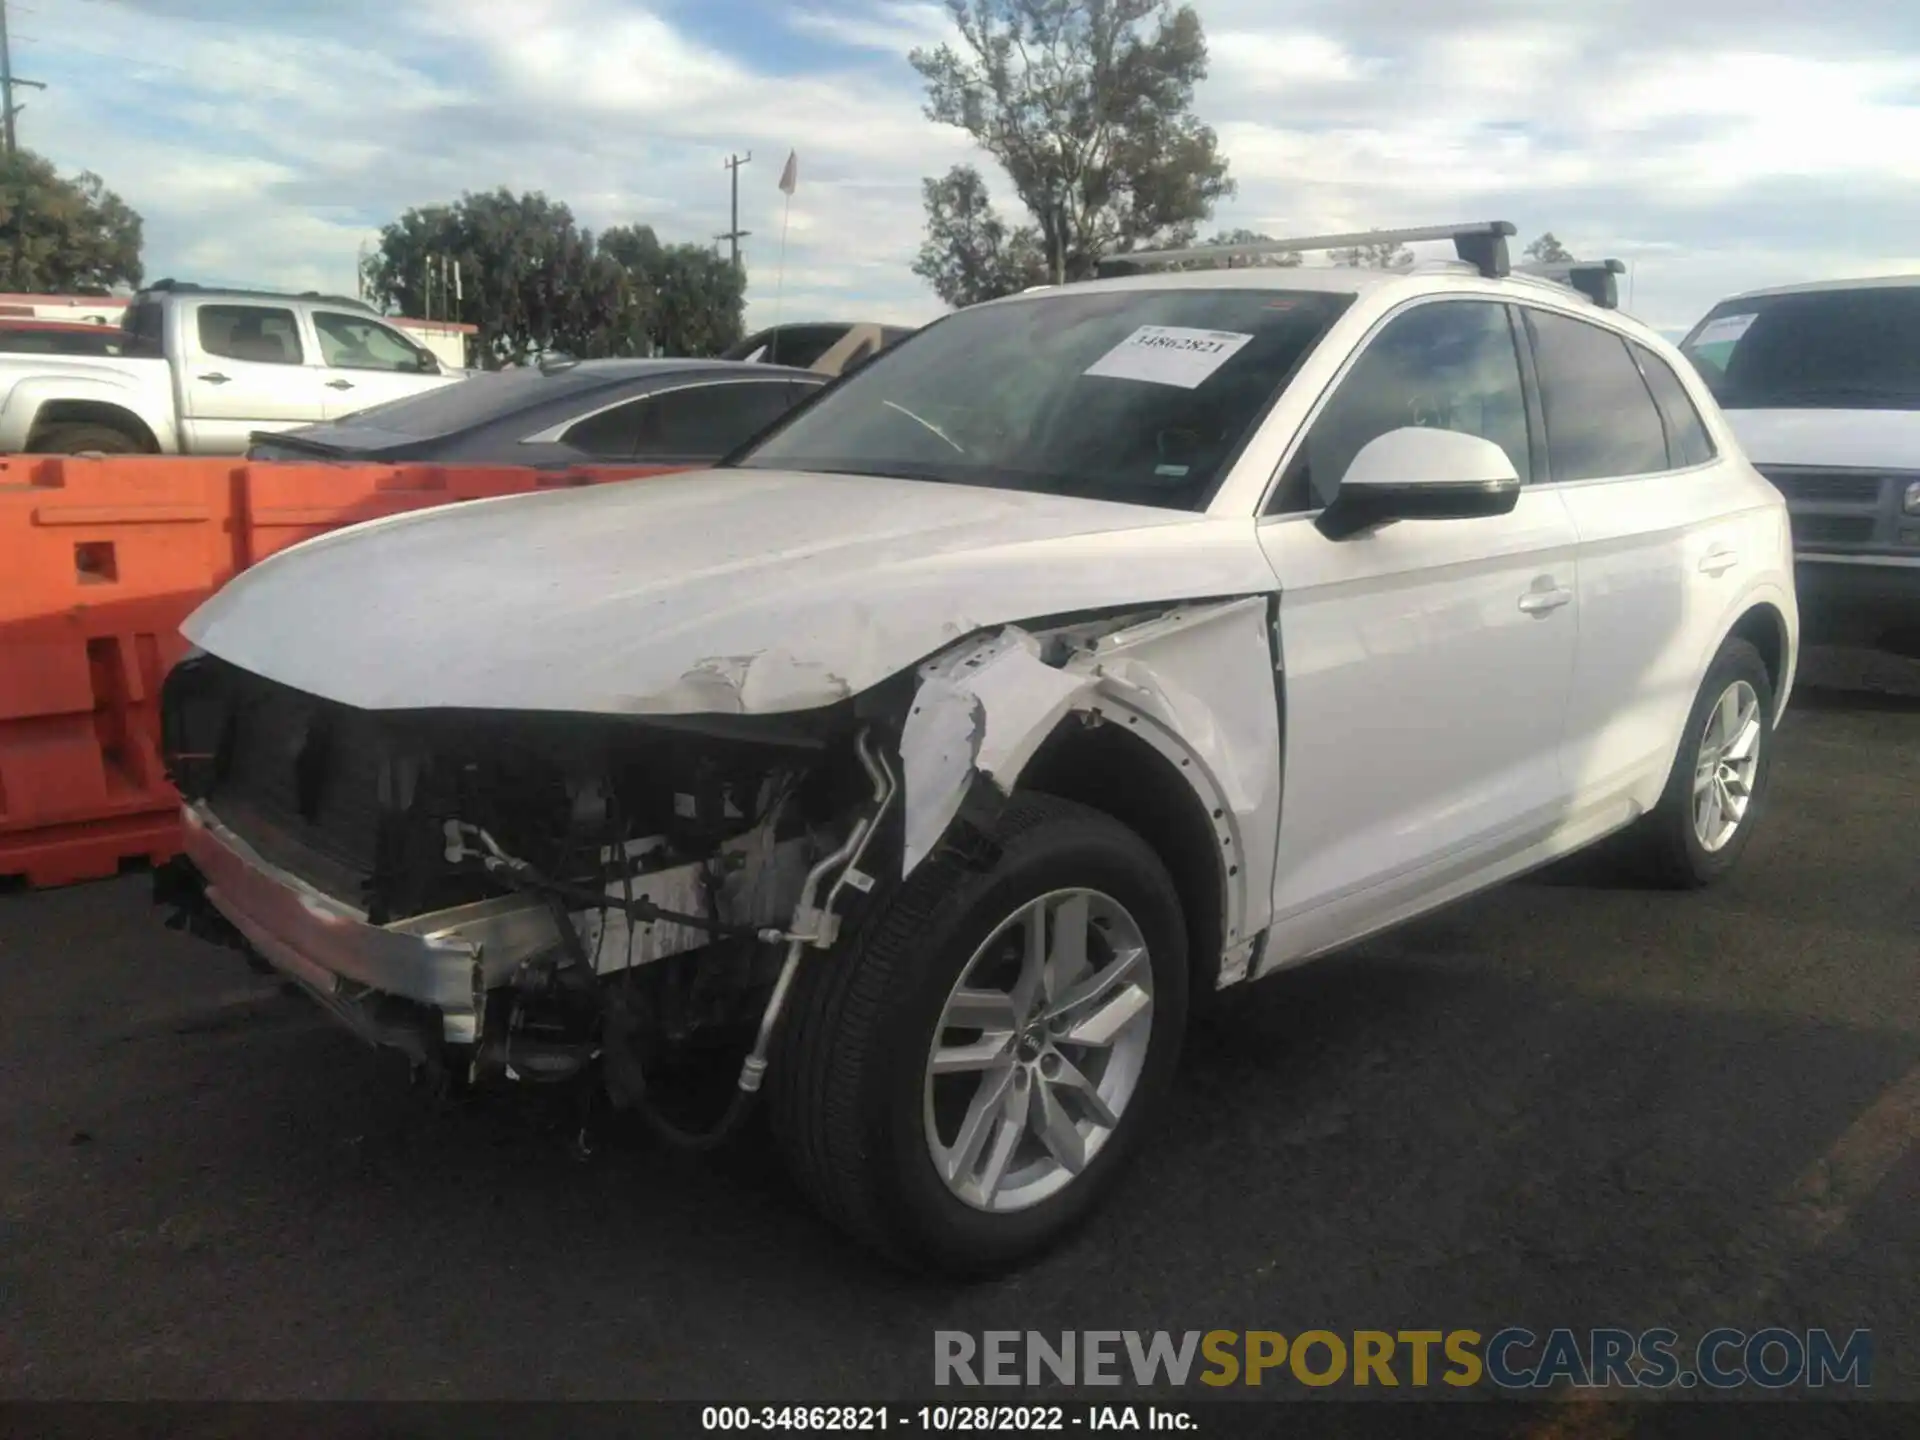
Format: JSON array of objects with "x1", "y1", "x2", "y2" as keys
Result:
[
  {"x1": 1691, "y1": 313, "x2": 1757, "y2": 348},
  {"x1": 1084, "y1": 326, "x2": 1255, "y2": 389}
]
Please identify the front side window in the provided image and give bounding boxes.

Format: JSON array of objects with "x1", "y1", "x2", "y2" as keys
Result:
[
  {"x1": 1525, "y1": 309, "x2": 1668, "y2": 482},
  {"x1": 1272, "y1": 299, "x2": 1530, "y2": 514},
  {"x1": 197, "y1": 304, "x2": 302, "y2": 366},
  {"x1": 736, "y1": 287, "x2": 1353, "y2": 512},
  {"x1": 314, "y1": 312, "x2": 430, "y2": 373},
  {"x1": 1678, "y1": 287, "x2": 1920, "y2": 411}
]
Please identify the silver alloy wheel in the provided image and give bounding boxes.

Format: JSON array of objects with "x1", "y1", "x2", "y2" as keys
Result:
[
  {"x1": 923, "y1": 888, "x2": 1155, "y2": 1213},
  {"x1": 1693, "y1": 678, "x2": 1763, "y2": 853}
]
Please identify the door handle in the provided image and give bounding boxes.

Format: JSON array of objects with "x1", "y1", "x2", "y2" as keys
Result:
[
  {"x1": 1518, "y1": 583, "x2": 1574, "y2": 616},
  {"x1": 198, "y1": 372, "x2": 230, "y2": 384},
  {"x1": 1699, "y1": 547, "x2": 1740, "y2": 576},
  {"x1": 326, "y1": 379, "x2": 355, "y2": 390}
]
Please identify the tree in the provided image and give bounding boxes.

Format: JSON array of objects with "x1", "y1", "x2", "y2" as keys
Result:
[
  {"x1": 0, "y1": 149, "x2": 143, "y2": 293},
  {"x1": 1525, "y1": 232, "x2": 1574, "y2": 263},
  {"x1": 910, "y1": 0, "x2": 1234, "y2": 296},
  {"x1": 363, "y1": 191, "x2": 745, "y2": 366},
  {"x1": 647, "y1": 243, "x2": 747, "y2": 357},
  {"x1": 1199, "y1": 228, "x2": 1301, "y2": 268},
  {"x1": 1332, "y1": 234, "x2": 1413, "y2": 270},
  {"x1": 913, "y1": 165, "x2": 1047, "y2": 307}
]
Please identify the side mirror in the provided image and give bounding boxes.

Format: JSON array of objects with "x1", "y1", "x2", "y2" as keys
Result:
[
  {"x1": 418, "y1": 353, "x2": 441, "y2": 375},
  {"x1": 1316, "y1": 426, "x2": 1522, "y2": 541}
]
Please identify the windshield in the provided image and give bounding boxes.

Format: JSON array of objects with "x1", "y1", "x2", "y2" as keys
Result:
[
  {"x1": 1680, "y1": 286, "x2": 1920, "y2": 411},
  {"x1": 734, "y1": 287, "x2": 1353, "y2": 511}
]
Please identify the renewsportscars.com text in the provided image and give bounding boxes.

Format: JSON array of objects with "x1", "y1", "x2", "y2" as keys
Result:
[{"x1": 934, "y1": 1328, "x2": 1873, "y2": 1391}]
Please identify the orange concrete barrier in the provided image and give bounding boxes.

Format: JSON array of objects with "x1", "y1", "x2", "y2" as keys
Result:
[
  {"x1": 0, "y1": 456, "x2": 240, "y2": 885},
  {"x1": 0, "y1": 456, "x2": 690, "y2": 888}
]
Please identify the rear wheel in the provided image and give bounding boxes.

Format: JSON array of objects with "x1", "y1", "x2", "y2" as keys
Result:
[
  {"x1": 31, "y1": 422, "x2": 148, "y2": 455},
  {"x1": 1630, "y1": 637, "x2": 1775, "y2": 888},
  {"x1": 770, "y1": 793, "x2": 1189, "y2": 1275}
]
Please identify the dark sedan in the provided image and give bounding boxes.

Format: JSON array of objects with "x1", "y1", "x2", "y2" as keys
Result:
[{"x1": 247, "y1": 357, "x2": 826, "y2": 467}]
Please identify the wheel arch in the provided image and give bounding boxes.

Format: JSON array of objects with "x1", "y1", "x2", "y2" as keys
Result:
[
  {"x1": 1017, "y1": 713, "x2": 1232, "y2": 998},
  {"x1": 26, "y1": 398, "x2": 161, "y2": 452},
  {"x1": 1724, "y1": 598, "x2": 1792, "y2": 720}
]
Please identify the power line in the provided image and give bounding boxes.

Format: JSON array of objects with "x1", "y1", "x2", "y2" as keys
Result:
[
  {"x1": 6, "y1": 30, "x2": 331, "y2": 105},
  {"x1": 716, "y1": 151, "x2": 751, "y2": 269},
  {"x1": 0, "y1": 0, "x2": 49, "y2": 156}
]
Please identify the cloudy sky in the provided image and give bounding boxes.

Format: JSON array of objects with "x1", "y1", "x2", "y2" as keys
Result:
[{"x1": 14, "y1": 0, "x2": 1920, "y2": 335}]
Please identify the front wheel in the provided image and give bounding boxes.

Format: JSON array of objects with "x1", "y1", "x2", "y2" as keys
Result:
[
  {"x1": 30, "y1": 422, "x2": 148, "y2": 455},
  {"x1": 770, "y1": 793, "x2": 1189, "y2": 1275},
  {"x1": 1630, "y1": 637, "x2": 1776, "y2": 888}
]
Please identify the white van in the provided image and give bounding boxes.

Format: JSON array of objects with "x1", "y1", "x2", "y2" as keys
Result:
[{"x1": 1679, "y1": 277, "x2": 1920, "y2": 639}]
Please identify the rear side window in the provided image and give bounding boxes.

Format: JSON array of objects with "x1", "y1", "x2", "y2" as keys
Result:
[
  {"x1": 642, "y1": 381, "x2": 802, "y2": 457},
  {"x1": 562, "y1": 397, "x2": 653, "y2": 459},
  {"x1": 123, "y1": 301, "x2": 164, "y2": 355},
  {"x1": 1525, "y1": 310, "x2": 1668, "y2": 482},
  {"x1": 1631, "y1": 343, "x2": 1716, "y2": 468},
  {"x1": 198, "y1": 304, "x2": 303, "y2": 366},
  {"x1": 1274, "y1": 299, "x2": 1531, "y2": 513}
]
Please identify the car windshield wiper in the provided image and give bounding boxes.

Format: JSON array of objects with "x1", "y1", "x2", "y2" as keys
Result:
[{"x1": 882, "y1": 400, "x2": 966, "y2": 453}]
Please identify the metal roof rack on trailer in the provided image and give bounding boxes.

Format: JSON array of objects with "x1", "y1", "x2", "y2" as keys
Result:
[
  {"x1": 1515, "y1": 258, "x2": 1626, "y2": 310},
  {"x1": 1095, "y1": 221, "x2": 1519, "y2": 281}
]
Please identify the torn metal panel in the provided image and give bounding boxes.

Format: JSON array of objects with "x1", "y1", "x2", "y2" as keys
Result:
[
  {"x1": 621, "y1": 651, "x2": 854, "y2": 716},
  {"x1": 900, "y1": 629, "x2": 1095, "y2": 875},
  {"x1": 896, "y1": 597, "x2": 1281, "y2": 967}
]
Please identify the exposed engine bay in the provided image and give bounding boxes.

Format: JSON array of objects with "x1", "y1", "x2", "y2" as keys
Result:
[
  {"x1": 155, "y1": 649, "x2": 913, "y2": 1144},
  {"x1": 153, "y1": 596, "x2": 1276, "y2": 1148}
]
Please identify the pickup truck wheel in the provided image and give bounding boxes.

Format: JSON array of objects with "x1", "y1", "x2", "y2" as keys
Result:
[
  {"x1": 770, "y1": 793, "x2": 1188, "y2": 1275},
  {"x1": 32, "y1": 422, "x2": 147, "y2": 455},
  {"x1": 1631, "y1": 637, "x2": 1775, "y2": 888}
]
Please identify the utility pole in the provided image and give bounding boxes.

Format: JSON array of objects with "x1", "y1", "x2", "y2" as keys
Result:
[
  {"x1": 0, "y1": 0, "x2": 46, "y2": 157},
  {"x1": 716, "y1": 152, "x2": 752, "y2": 269}
]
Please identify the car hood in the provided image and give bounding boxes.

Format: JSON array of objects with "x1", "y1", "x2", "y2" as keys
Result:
[
  {"x1": 1723, "y1": 408, "x2": 1920, "y2": 472},
  {"x1": 183, "y1": 469, "x2": 1273, "y2": 716}
]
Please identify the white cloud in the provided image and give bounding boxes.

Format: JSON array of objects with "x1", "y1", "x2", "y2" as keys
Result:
[{"x1": 12, "y1": 0, "x2": 1920, "y2": 337}]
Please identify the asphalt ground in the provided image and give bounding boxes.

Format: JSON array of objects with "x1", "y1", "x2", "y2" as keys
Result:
[{"x1": 1, "y1": 642, "x2": 1915, "y2": 1415}]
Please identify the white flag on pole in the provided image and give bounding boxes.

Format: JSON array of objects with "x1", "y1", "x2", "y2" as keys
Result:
[{"x1": 778, "y1": 150, "x2": 798, "y2": 196}]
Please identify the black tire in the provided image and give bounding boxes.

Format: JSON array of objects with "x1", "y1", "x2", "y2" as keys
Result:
[
  {"x1": 31, "y1": 422, "x2": 148, "y2": 455},
  {"x1": 770, "y1": 793, "x2": 1189, "y2": 1276},
  {"x1": 1630, "y1": 637, "x2": 1776, "y2": 888}
]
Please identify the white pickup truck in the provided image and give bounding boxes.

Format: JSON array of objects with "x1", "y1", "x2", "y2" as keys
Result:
[{"x1": 0, "y1": 282, "x2": 462, "y2": 455}]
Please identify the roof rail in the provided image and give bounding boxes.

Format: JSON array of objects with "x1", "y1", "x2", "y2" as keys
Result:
[
  {"x1": 142, "y1": 277, "x2": 376, "y2": 312},
  {"x1": 1515, "y1": 258, "x2": 1626, "y2": 310},
  {"x1": 1096, "y1": 221, "x2": 1518, "y2": 281}
]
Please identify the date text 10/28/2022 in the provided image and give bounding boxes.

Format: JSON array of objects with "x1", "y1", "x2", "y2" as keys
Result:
[{"x1": 702, "y1": 1407, "x2": 1193, "y2": 1432}]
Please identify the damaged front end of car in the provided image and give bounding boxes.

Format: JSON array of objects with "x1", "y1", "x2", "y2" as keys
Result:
[
  {"x1": 153, "y1": 649, "x2": 912, "y2": 1142},
  {"x1": 153, "y1": 596, "x2": 1275, "y2": 1145}
]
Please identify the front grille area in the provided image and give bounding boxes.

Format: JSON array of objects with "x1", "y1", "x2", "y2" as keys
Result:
[
  {"x1": 1763, "y1": 469, "x2": 1887, "y2": 506},
  {"x1": 1760, "y1": 465, "x2": 1919, "y2": 553},
  {"x1": 1791, "y1": 513, "x2": 1879, "y2": 547},
  {"x1": 220, "y1": 674, "x2": 388, "y2": 880},
  {"x1": 163, "y1": 654, "x2": 602, "y2": 921}
]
